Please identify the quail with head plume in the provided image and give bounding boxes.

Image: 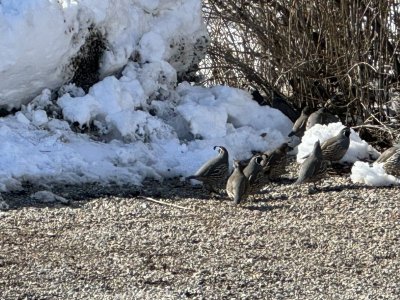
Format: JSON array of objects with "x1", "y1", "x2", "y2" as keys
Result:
[
  {"x1": 306, "y1": 107, "x2": 340, "y2": 130},
  {"x1": 295, "y1": 140, "x2": 327, "y2": 185},
  {"x1": 288, "y1": 106, "x2": 312, "y2": 138},
  {"x1": 243, "y1": 154, "x2": 268, "y2": 194},
  {"x1": 226, "y1": 160, "x2": 249, "y2": 205},
  {"x1": 187, "y1": 146, "x2": 229, "y2": 194},
  {"x1": 375, "y1": 145, "x2": 400, "y2": 176},
  {"x1": 320, "y1": 127, "x2": 351, "y2": 162},
  {"x1": 263, "y1": 143, "x2": 289, "y2": 181}
]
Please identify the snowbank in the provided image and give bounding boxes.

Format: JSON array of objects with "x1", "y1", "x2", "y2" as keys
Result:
[
  {"x1": 0, "y1": 0, "x2": 207, "y2": 109},
  {"x1": 0, "y1": 75, "x2": 292, "y2": 191},
  {"x1": 0, "y1": 31, "x2": 293, "y2": 192}
]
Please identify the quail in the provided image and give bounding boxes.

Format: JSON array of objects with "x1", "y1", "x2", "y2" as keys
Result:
[
  {"x1": 288, "y1": 106, "x2": 312, "y2": 138},
  {"x1": 320, "y1": 127, "x2": 351, "y2": 162},
  {"x1": 243, "y1": 154, "x2": 268, "y2": 194},
  {"x1": 226, "y1": 160, "x2": 249, "y2": 205},
  {"x1": 187, "y1": 146, "x2": 229, "y2": 194},
  {"x1": 271, "y1": 90, "x2": 300, "y2": 123},
  {"x1": 375, "y1": 145, "x2": 400, "y2": 163},
  {"x1": 263, "y1": 143, "x2": 289, "y2": 181},
  {"x1": 375, "y1": 145, "x2": 400, "y2": 176},
  {"x1": 306, "y1": 107, "x2": 340, "y2": 130},
  {"x1": 383, "y1": 148, "x2": 400, "y2": 177},
  {"x1": 294, "y1": 140, "x2": 327, "y2": 185}
]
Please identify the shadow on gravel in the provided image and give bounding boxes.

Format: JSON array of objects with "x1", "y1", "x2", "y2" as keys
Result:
[
  {"x1": 1, "y1": 176, "x2": 218, "y2": 211},
  {"x1": 2, "y1": 181, "x2": 141, "y2": 211},
  {"x1": 3, "y1": 174, "x2": 397, "y2": 211},
  {"x1": 244, "y1": 204, "x2": 288, "y2": 212},
  {"x1": 319, "y1": 183, "x2": 395, "y2": 193}
]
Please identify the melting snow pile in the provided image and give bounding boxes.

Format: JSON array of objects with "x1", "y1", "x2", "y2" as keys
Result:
[
  {"x1": 0, "y1": 0, "x2": 207, "y2": 108},
  {"x1": 0, "y1": 78, "x2": 292, "y2": 191},
  {"x1": 0, "y1": 83, "x2": 292, "y2": 191},
  {"x1": 350, "y1": 161, "x2": 400, "y2": 186}
]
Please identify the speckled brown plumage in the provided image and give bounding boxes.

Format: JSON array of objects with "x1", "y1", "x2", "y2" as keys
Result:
[{"x1": 187, "y1": 146, "x2": 229, "y2": 193}]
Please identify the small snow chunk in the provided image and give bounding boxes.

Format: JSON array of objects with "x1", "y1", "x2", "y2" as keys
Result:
[
  {"x1": 351, "y1": 161, "x2": 400, "y2": 186},
  {"x1": 46, "y1": 119, "x2": 71, "y2": 132},
  {"x1": 59, "y1": 84, "x2": 86, "y2": 98},
  {"x1": 32, "y1": 110, "x2": 48, "y2": 126},
  {"x1": 16, "y1": 111, "x2": 30, "y2": 125},
  {"x1": 31, "y1": 191, "x2": 70, "y2": 204},
  {"x1": 31, "y1": 89, "x2": 52, "y2": 109},
  {"x1": 57, "y1": 94, "x2": 100, "y2": 127},
  {"x1": 138, "y1": 61, "x2": 177, "y2": 99},
  {"x1": 119, "y1": 77, "x2": 146, "y2": 108},
  {"x1": 90, "y1": 76, "x2": 135, "y2": 114},
  {"x1": 106, "y1": 110, "x2": 176, "y2": 142},
  {"x1": 138, "y1": 31, "x2": 166, "y2": 63}
]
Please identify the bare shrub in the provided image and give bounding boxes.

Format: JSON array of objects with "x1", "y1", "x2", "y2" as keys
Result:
[{"x1": 201, "y1": 0, "x2": 400, "y2": 144}]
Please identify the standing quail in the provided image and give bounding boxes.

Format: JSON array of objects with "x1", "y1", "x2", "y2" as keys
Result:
[
  {"x1": 306, "y1": 107, "x2": 340, "y2": 130},
  {"x1": 226, "y1": 160, "x2": 249, "y2": 205},
  {"x1": 288, "y1": 106, "x2": 312, "y2": 138},
  {"x1": 375, "y1": 145, "x2": 400, "y2": 176},
  {"x1": 320, "y1": 127, "x2": 351, "y2": 162},
  {"x1": 263, "y1": 143, "x2": 289, "y2": 181},
  {"x1": 187, "y1": 146, "x2": 229, "y2": 194},
  {"x1": 294, "y1": 140, "x2": 327, "y2": 185},
  {"x1": 243, "y1": 154, "x2": 268, "y2": 194}
]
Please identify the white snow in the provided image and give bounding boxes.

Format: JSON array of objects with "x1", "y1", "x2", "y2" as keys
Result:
[
  {"x1": 58, "y1": 94, "x2": 100, "y2": 127},
  {"x1": 138, "y1": 32, "x2": 166, "y2": 63},
  {"x1": 0, "y1": 0, "x2": 207, "y2": 109},
  {"x1": 0, "y1": 22, "x2": 293, "y2": 191},
  {"x1": 350, "y1": 161, "x2": 400, "y2": 186},
  {"x1": 0, "y1": 73, "x2": 292, "y2": 191},
  {"x1": 297, "y1": 122, "x2": 380, "y2": 163}
]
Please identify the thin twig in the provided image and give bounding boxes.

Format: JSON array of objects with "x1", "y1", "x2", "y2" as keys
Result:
[
  {"x1": 138, "y1": 196, "x2": 192, "y2": 211},
  {"x1": 352, "y1": 124, "x2": 392, "y2": 131},
  {"x1": 346, "y1": 62, "x2": 378, "y2": 75},
  {"x1": 360, "y1": 102, "x2": 394, "y2": 140}
]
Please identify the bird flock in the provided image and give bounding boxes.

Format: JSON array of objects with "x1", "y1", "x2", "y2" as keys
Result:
[{"x1": 187, "y1": 106, "x2": 400, "y2": 205}]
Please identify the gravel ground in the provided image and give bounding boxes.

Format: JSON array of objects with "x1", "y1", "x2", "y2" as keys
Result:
[{"x1": 0, "y1": 159, "x2": 399, "y2": 300}]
